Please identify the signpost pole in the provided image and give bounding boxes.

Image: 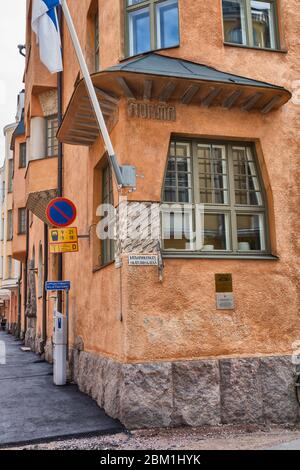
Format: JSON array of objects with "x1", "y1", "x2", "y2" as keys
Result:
[
  {"x1": 66, "y1": 289, "x2": 69, "y2": 361},
  {"x1": 60, "y1": 0, "x2": 124, "y2": 188}
]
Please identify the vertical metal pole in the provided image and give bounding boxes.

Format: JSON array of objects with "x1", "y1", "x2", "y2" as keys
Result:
[
  {"x1": 57, "y1": 6, "x2": 64, "y2": 313},
  {"x1": 59, "y1": 0, "x2": 124, "y2": 187},
  {"x1": 66, "y1": 289, "x2": 69, "y2": 361}
]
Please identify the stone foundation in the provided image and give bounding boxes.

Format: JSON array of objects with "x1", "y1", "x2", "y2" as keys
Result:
[
  {"x1": 45, "y1": 339, "x2": 53, "y2": 364},
  {"x1": 25, "y1": 317, "x2": 37, "y2": 351},
  {"x1": 70, "y1": 348, "x2": 300, "y2": 429}
]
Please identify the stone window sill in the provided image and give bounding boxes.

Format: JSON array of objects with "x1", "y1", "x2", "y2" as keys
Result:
[
  {"x1": 162, "y1": 252, "x2": 279, "y2": 261},
  {"x1": 224, "y1": 42, "x2": 287, "y2": 54}
]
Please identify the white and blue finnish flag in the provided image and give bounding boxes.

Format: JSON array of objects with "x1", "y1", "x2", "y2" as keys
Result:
[{"x1": 32, "y1": 0, "x2": 63, "y2": 74}]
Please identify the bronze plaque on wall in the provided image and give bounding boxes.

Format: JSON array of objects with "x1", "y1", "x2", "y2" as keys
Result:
[{"x1": 215, "y1": 274, "x2": 233, "y2": 293}]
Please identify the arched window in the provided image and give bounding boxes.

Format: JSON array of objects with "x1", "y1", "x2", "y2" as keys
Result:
[
  {"x1": 38, "y1": 243, "x2": 43, "y2": 298},
  {"x1": 162, "y1": 139, "x2": 269, "y2": 255}
]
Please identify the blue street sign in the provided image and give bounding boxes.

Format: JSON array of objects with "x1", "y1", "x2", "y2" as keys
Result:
[{"x1": 45, "y1": 281, "x2": 71, "y2": 292}]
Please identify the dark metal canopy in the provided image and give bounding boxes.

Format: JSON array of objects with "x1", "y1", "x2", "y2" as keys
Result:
[
  {"x1": 107, "y1": 53, "x2": 286, "y2": 91},
  {"x1": 58, "y1": 53, "x2": 291, "y2": 147}
]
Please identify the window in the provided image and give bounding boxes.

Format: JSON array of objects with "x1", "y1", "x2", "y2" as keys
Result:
[
  {"x1": 0, "y1": 219, "x2": 4, "y2": 241},
  {"x1": 18, "y1": 208, "x2": 26, "y2": 235},
  {"x1": 101, "y1": 164, "x2": 115, "y2": 265},
  {"x1": 162, "y1": 139, "x2": 268, "y2": 254},
  {"x1": 0, "y1": 257, "x2": 3, "y2": 279},
  {"x1": 222, "y1": 0, "x2": 278, "y2": 50},
  {"x1": 19, "y1": 143, "x2": 27, "y2": 168},
  {"x1": 126, "y1": 0, "x2": 179, "y2": 56},
  {"x1": 94, "y1": 10, "x2": 100, "y2": 71},
  {"x1": 7, "y1": 256, "x2": 12, "y2": 279},
  {"x1": 8, "y1": 159, "x2": 13, "y2": 193},
  {"x1": 7, "y1": 210, "x2": 13, "y2": 241},
  {"x1": 2, "y1": 182, "x2": 5, "y2": 202},
  {"x1": 38, "y1": 242, "x2": 43, "y2": 299},
  {"x1": 46, "y1": 115, "x2": 59, "y2": 157}
]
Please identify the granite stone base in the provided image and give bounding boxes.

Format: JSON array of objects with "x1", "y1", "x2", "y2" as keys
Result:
[
  {"x1": 70, "y1": 348, "x2": 300, "y2": 430},
  {"x1": 25, "y1": 317, "x2": 36, "y2": 351}
]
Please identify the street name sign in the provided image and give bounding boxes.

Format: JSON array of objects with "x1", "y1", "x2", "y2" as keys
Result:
[
  {"x1": 128, "y1": 255, "x2": 158, "y2": 266},
  {"x1": 45, "y1": 281, "x2": 71, "y2": 292}
]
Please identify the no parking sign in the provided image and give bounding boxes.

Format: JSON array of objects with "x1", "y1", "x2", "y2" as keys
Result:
[{"x1": 46, "y1": 198, "x2": 77, "y2": 228}]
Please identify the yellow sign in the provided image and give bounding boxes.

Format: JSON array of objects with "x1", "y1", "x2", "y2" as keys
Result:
[
  {"x1": 215, "y1": 274, "x2": 233, "y2": 293},
  {"x1": 49, "y1": 227, "x2": 79, "y2": 254}
]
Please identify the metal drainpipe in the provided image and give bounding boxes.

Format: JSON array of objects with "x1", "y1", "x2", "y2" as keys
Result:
[
  {"x1": 57, "y1": 5, "x2": 63, "y2": 312},
  {"x1": 17, "y1": 265, "x2": 22, "y2": 337},
  {"x1": 42, "y1": 223, "x2": 48, "y2": 344},
  {"x1": 24, "y1": 209, "x2": 29, "y2": 335}
]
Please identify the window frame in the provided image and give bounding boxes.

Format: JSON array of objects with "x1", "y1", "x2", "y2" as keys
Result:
[
  {"x1": 94, "y1": 9, "x2": 100, "y2": 72},
  {"x1": 18, "y1": 208, "x2": 27, "y2": 235},
  {"x1": 222, "y1": 0, "x2": 280, "y2": 51},
  {"x1": 19, "y1": 142, "x2": 27, "y2": 169},
  {"x1": 45, "y1": 114, "x2": 59, "y2": 157},
  {"x1": 125, "y1": 0, "x2": 180, "y2": 57},
  {"x1": 161, "y1": 138, "x2": 271, "y2": 257},
  {"x1": 100, "y1": 163, "x2": 115, "y2": 266},
  {"x1": 8, "y1": 159, "x2": 14, "y2": 193},
  {"x1": 7, "y1": 256, "x2": 12, "y2": 279},
  {"x1": 7, "y1": 210, "x2": 13, "y2": 241}
]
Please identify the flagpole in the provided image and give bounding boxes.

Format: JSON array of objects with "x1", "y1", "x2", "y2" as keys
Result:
[{"x1": 59, "y1": 0, "x2": 124, "y2": 188}]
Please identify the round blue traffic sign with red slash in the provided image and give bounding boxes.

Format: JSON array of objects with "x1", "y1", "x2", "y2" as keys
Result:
[{"x1": 46, "y1": 198, "x2": 77, "y2": 228}]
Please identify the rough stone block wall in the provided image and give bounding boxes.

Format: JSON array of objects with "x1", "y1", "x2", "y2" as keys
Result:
[{"x1": 70, "y1": 347, "x2": 300, "y2": 429}]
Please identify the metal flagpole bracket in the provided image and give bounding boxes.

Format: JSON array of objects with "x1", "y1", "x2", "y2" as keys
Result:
[{"x1": 60, "y1": 0, "x2": 136, "y2": 191}]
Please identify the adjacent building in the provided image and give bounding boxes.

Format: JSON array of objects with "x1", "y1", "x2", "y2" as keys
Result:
[
  {"x1": 8, "y1": 0, "x2": 300, "y2": 428},
  {"x1": 0, "y1": 121, "x2": 21, "y2": 334}
]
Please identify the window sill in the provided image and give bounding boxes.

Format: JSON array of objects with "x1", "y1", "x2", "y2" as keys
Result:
[
  {"x1": 162, "y1": 251, "x2": 279, "y2": 261},
  {"x1": 93, "y1": 260, "x2": 115, "y2": 273},
  {"x1": 224, "y1": 42, "x2": 287, "y2": 54}
]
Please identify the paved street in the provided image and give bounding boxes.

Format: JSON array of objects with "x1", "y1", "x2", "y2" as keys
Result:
[
  {"x1": 268, "y1": 439, "x2": 300, "y2": 450},
  {"x1": 0, "y1": 331, "x2": 122, "y2": 447}
]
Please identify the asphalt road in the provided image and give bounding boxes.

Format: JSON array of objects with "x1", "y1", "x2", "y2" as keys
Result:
[{"x1": 0, "y1": 331, "x2": 122, "y2": 447}]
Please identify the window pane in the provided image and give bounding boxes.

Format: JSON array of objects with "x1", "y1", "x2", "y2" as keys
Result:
[
  {"x1": 197, "y1": 144, "x2": 228, "y2": 204},
  {"x1": 101, "y1": 165, "x2": 115, "y2": 265},
  {"x1": 163, "y1": 142, "x2": 192, "y2": 203},
  {"x1": 251, "y1": 1, "x2": 276, "y2": 49},
  {"x1": 222, "y1": 0, "x2": 247, "y2": 45},
  {"x1": 237, "y1": 214, "x2": 265, "y2": 250},
  {"x1": 46, "y1": 116, "x2": 59, "y2": 157},
  {"x1": 20, "y1": 143, "x2": 27, "y2": 168},
  {"x1": 128, "y1": 0, "x2": 145, "y2": 4},
  {"x1": 157, "y1": 0, "x2": 179, "y2": 49},
  {"x1": 233, "y1": 147, "x2": 263, "y2": 206},
  {"x1": 129, "y1": 8, "x2": 151, "y2": 55},
  {"x1": 202, "y1": 214, "x2": 228, "y2": 251},
  {"x1": 162, "y1": 209, "x2": 194, "y2": 250}
]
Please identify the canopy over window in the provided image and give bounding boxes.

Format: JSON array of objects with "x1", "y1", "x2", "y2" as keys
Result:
[{"x1": 58, "y1": 53, "x2": 291, "y2": 146}]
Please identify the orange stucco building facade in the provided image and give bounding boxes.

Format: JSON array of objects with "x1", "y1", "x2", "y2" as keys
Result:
[{"x1": 10, "y1": 0, "x2": 300, "y2": 428}]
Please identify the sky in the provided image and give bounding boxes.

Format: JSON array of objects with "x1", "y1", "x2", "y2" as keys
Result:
[{"x1": 0, "y1": 1, "x2": 26, "y2": 164}]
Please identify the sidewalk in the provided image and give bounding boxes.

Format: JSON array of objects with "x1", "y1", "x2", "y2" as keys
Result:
[{"x1": 0, "y1": 331, "x2": 122, "y2": 447}]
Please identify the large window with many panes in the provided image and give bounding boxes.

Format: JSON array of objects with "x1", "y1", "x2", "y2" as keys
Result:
[
  {"x1": 126, "y1": 0, "x2": 179, "y2": 57},
  {"x1": 101, "y1": 164, "x2": 115, "y2": 265},
  {"x1": 46, "y1": 115, "x2": 59, "y2": 157},
  {"x1": 162, "y1": 139, "x2": 269, "y2": 255},
  {"x1": 222, "y1": 0, "x2": 279, "y2": 50}
]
